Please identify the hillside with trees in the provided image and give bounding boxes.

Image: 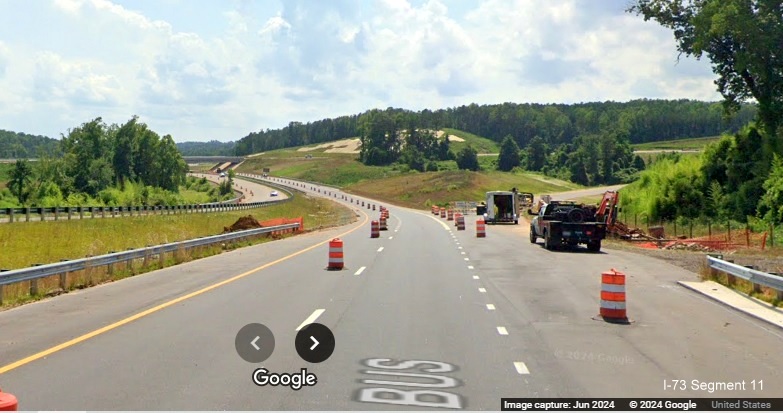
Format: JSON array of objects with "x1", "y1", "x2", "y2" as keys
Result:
[
  {"x1": 2, "y1": 117, "x2": 199, "y2": 208},
  {"x1": 618, "y1": 0, "x2": 783, "y2": 225},
  {"x1": 234, "y1": 99, "x2": 755, "y2": 157},
  {"x1": 0, "y1": 129, "x2": 61, "y2": 158},
  {"x1": 176, "y1": 140, "x2": 236, "y2": 156}
]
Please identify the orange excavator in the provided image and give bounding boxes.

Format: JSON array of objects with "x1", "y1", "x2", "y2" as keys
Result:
[{"x1": 595, "y1": 190, "x2": 620, "y2": 231}]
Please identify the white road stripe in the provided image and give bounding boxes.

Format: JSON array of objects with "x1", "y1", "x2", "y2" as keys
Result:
[
  {"x1": 497, "y1": 327, "x2": 509, "y2": 335},
  {"x1": 468, "y1": 266, "x2": 474, "y2": 269},
  {"x1": 473, "y1": 275, "x2": 480, "y2": 280},
  {"x1": 354, "y1": 266, "x2": 366, "y2": 276},
  {"x1": 464, "y1": 257, "x2": 469, "y2": 261},
  {"x1": 461, "y1": 252, "x2": 466, "y2": 255},
  {"x1": 514, "y1": 362, "x2": 530, "y2": 375},
  {"x1": 478, "y1": 288, "x2": 486, "y2": 293},
  {"x1": 388, "y1": 236, "x2": 393, "y2": 239},
  {"x1": 377, "y1": 247, "x2": 384, "y2": 252},
  {"x1": 458, "y1": 246, "x2": 463, "y2": 249},
  {"x1": 296, "y1": 309, "x2": 325, "y2": 331},
  {"x1": 486, "y1": 304, "x2": 495, "y2": 310}
]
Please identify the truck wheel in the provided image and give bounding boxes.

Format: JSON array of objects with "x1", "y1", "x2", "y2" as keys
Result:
[
  {"x1": 544, "y1": 230, "x2": 552, "y2": 250},
  {"x1": 587, "y1": 240, "x2": 601, "y2": 252},
  {"x1": 529, "y1": 226, "x2": 537, "y2": 243}
]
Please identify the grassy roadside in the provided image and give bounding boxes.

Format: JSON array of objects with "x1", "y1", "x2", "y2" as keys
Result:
[
  {"x1": 0, "y1": 193, "x2": 352, "y2": 270},
  {"x1": 632, "y1": 136, "x2": 719, "y2": 151},
  {"x1": 0, "y1": 194, "x2": 355, "y2": 308}
]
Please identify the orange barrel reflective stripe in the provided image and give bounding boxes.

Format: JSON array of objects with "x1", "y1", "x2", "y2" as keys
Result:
[
  {"x1": 599, "y1": 269, "x2": 627, "y2": 321},
  {"x1": 476, "y1": 218, "x2": 486, "y2": 237},
  {"x1": 447, "y1": 209, "x2": 454, "y2": 221},
  {"x1": 370, "y1": 221, "x2": 380, "y2": 238},
  {"x1": 440, "y1": 208, "x2": 446, "y2": 218},
  {"x1": 327, "y1": 238, "x2": 344, "y2": 270}
]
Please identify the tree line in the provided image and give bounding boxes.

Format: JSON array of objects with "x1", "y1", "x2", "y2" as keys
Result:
[
  {"x1": 0, "y1": 129, "x2": 61, "y2": 158},
  {"x1": 234, "y1": 99, "x2": 756, "y2": 156},
  {"x1": 5, "y1": 117, "x2": 190, "y2": 207},
  {"x1": 619, "y1": 0, "x2": 783, "y2": 224}
]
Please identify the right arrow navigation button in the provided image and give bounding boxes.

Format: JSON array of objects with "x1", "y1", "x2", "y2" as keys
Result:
[{"x1": 295, "y1": 323, "x2": 334, "y2": 363}]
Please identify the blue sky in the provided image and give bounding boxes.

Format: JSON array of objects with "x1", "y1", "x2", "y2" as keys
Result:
[{"x1": 0, "y1": 0, "x2": 720, "y2": 142}]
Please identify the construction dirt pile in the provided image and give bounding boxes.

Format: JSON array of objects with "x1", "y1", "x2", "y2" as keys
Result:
[
  {"x1": 223, "y1": 215, "x2": 263, "y2": 233},
  {"x1": 662, "y1": 241, "x2": 717, "y2": 252}
]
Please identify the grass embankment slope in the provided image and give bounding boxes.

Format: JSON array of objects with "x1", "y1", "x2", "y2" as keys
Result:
[
  {"x1": 0, "y1": 194, "x2": 353, "y2": 270},
  {"x1": 238, "y1": 131, "x2": 580, "y2": 209},
  {"x1": 442, "y1": 128, "x2": 500, "y2": 154},
  {"x1": 632, "y1": 136, "x2": 720, "y2": 151}
]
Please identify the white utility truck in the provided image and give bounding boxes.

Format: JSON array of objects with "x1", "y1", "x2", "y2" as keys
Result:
[{"x1": 483, "y1": 190, "x2": 518, "y2": 224}]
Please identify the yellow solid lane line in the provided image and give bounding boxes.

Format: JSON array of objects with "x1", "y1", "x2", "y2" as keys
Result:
[{"x1": 0, "y1": 204, "x2": 369, "y2": 376}]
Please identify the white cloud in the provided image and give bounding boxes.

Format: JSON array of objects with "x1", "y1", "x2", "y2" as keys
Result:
[{"x1": 0, "y1": 0, "x2": 721, "y2": 141}]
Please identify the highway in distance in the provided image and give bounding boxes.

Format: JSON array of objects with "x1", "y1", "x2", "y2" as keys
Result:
[{"x1": 0, "y1": 176, "x2": 781, "y2": 410}]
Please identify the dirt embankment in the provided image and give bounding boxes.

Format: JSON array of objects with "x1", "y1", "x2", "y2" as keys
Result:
[{"x1": 223, "y1": 215, "x2": 263, "y2": 233}]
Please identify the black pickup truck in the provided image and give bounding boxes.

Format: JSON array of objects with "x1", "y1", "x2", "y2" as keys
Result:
[{"x1": 529, "y1": 201, "x2": 606, "y2": 252}]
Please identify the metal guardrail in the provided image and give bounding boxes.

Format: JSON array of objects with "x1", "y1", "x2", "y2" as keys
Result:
[
  {"x1": 0, "y1": 223, "x2": 300, "y2": 295},
  {"x1": 0, "y1": 174, "x2": 298, "y2": 223},
  {"x1": 707, "y1": 256, "x2": 783, "y2": 297}
]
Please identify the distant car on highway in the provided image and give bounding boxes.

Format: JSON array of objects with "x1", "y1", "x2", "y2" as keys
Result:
[{"x1": 270, "y1": 190, "x2": 279, "y2": 197}]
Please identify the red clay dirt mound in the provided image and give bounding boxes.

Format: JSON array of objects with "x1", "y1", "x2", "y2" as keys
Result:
[{"x1": 223, "y1": 215, "x2": 263, "y2": 233}]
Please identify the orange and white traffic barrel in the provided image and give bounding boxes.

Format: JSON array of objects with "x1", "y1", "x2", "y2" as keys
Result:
[
  {"x1": 456, "y1": 214, "x2": 465, "y2": 231},
  {"x1": 382, "y1": 209, "x2": 389, "y2": 219},
  {"x1": 431, "y1": 205, "x2": 437, "y2": 214},
  {"x1": 0, "y1": 388, "x2": 18, "y2": 411},
  {"x1": 372, "y1": 205, "x2": 376, "y2": 211},
  {"x1": 440, "y1": 208, "x2": 446, "y2": 218},
  {"x1": 327, "y1": 239, "x2": 344, "y2": 270},
  {"x1": 379, "y1": 216, "x2": 388, "y2": 231},
  {"x1": 447, "y1": 209, "x2": 454, "y2": 221},
  {"x1": 370, "y1": 221, "x2": 380, "y2": 238},
  {"x1": 599, "y1": 269, "x2": 628, "y2": 322},
  {"x1": 476, "y1": 218, "x2": 486, "y2": 237}
]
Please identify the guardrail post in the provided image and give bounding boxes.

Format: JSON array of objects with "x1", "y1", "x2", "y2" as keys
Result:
[
  {"x1": 54, "y1": 207, "x2": 59, "y2": 221},
  {"x1": 30, "y1": 264, "x2": 42, "y2": 296},
  {"x1": 107, "y1": 252, "x2": 116, "y2": 275},
  {"x1": 8, "y1": 208, "x2": 13, "y2": 223},
  {"x1": 126, "y1": 247, "x2": 135, "y2": 273},
  {"x1": 25, "y1": 207, "x2": 30, "y2": 222},
  {"x1": 158, "y1": 248, "x2": 165, "y2": 267},
  {"x1": 59, "y1": 259, "x2": 69, "y2": 290},
  {"x1": 79, "y1": 206, "x2": 84, "y2": 220},
  {"x1": 111, "y1": 207, "x2": 116, "y2": 218},
  {"x1": 67, "y1": 206, "x2": 73, "y2": 220},
  {"x1": 101, "y1": 207, "x2": 106, "y2": 218}
]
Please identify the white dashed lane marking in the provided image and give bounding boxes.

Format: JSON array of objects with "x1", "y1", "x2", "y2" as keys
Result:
[
  {"x1": 478, "y1": 288, "x2": 486, "y2": 293},
  {"x1": 486, "y1": 304, "x2": 495, "y2": 310},
  {"x1": 497, "y1": 327, "x2": 509, "y2": 335},
  {"x1": 514, "y1": 362, "x2": 531, "y2": 375},
  {"x1": 473, "y1": 275, "x2": 480, "y2": 280},
  {"x1": 296, "y1": 309, "x2": 325, "y2": 331},
  {"x1": 468, "y1": 266, "x2": 474, "y2": 270},
  {"x1": 377, "y1": 247, "x2": 384, "y2": 252},
  {"x1": 354, "y1": 266, "x2": 366, "y2": 276}
]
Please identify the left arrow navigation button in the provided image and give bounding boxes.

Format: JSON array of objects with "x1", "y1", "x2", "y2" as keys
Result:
[{"x1": 236, "y1": 323, "x2": 275, "y2": 363}]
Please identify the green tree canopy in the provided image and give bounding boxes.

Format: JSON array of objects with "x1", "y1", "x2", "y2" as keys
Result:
[
  {"x1": 456, "y1": 145, "x2": 479, "y2": 171},
  {"x1": 497, "y1": 135, "x2": 521, "y2": 171},
  {"x1": 629, "y1": 0, "x2": 783, "y2": 138}
]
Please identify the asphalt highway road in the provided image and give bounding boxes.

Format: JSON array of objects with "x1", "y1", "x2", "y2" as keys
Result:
[
  {"x1": 190, "y1": 173, "x2": 287, "y2": 202},
  {"x1": 0, "y1": 175, "x2": 781, "y2": 410}
]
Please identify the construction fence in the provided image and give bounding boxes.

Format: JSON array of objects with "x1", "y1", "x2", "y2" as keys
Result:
[{"x1": 614, "y1": 213, "x2": 779, "y2": 252}]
